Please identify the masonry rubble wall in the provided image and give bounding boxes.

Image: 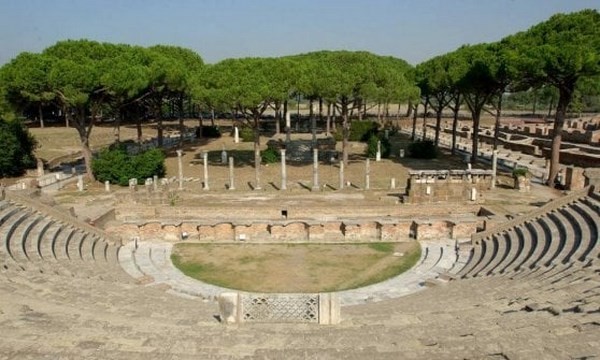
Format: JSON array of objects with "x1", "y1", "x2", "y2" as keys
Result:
[{"x1": 106, "y1": 217, "x2": 481, "y2": 243}]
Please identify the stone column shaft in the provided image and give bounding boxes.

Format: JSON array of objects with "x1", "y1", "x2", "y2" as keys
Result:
[
  {"x1": 202, "y1": 151, "x2": 209, "y2": 190},
  {"x1": 228, "y1": 156, "x2": 235, "y2": 190},
  {"x1": 176, "y1": 149, "x2": 184, "y2": 190},
  {"x1": 365, "y1": 159, "x2": 370, "y2": 190},
  {"x1": 312, "y1": 148, "x2": 319, "y2": 191},
  {"x1": 280, "y1": 149, "x2": 287, "y2": 190},
  {"x1": 339, "y1": 161, "x2": 344, "y2": 190},
  {"x1": 491, "y1": 150, "x2": 498, "y2": 189}
]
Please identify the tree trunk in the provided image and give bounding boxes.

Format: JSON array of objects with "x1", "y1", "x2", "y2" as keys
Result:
[
  {"x1": 422, "y1": 97, "x2": 429, "y2": 140},
  {"x1": 363, "y1": 101, "x2": 367, "y2": 119},
  {"x1": 253, "y1": 115, "x2": 261, "y2": 190},
  {"x1": 38, "y1": 104, "x2": 44, "y2": 129},
  {"x1": 283, "y1": 100, "x2": 288, "y2": 128},
  {"x1": 275, "y1": 100, "x2": 281, "y2": 135},
  {"x1": 493, "y1": 95, "x2": 502, "y2": 150},
  {"x1": 471, "y1": 108, "x2": 481, "y2": 165},
  {"x1": 357, "y1": 98, "x2": 363, "y2": 121},
  {"x1": 326, "y1": 103, "x2": 331, "y2": 136},
  {"x1": 451, "y1": 98, "x2": 460, "y2": 155},
  {"x1": 532, "y1": 91, "x2": 537, "y2": 116},
  {"x1": 547, "y1": 86, "x2": 573, "y2": 186},
  {"x1": 547, "y1": 95, "x2": 555, "y2": 118},
  {"x1": 157, "y1": 115, "x2": 163, "y2": 148},
  {"x1": 342, "y1": 102, "x2": 349, "y2": 166},
  {"x1": 318, "y1": 97, "x2": 323, "y2": 123},
  {"x1": 405, "y1": 100, "x2": 413, "y2": 118},
  {"x1": 115, "y1": 109, "x2": 122, "y2": 143},
  {"x1": 434, "y1": 110, "x2": 442, "y2": 148},
  {"x1": 80, "y1": 137, "x2": 94, "y2": 181},
  {"x1": 178, "y1": 96, "x2": 185, "y2": 148},
  {"x1": 198, "y1": 112, "x2": 204, "y2": 139},
  {"x1": 74, "y1": 108, "x2": 95, "y2": 181},
  {"x1": 411, "y1": 103, "x2": 418, "y2": 141},
  {"x1": 332, "y1": 105, "x2": 337, "y2": 132},
  {"x1": 136, "y1": 110, "x2": 142, "y2": 143}
]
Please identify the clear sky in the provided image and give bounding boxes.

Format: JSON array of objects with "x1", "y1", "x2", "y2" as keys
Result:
[{"x1": 0, "y1": 0, "x2": 598, "y2": 66}]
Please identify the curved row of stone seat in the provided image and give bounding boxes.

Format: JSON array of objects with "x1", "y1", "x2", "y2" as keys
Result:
[
  {"x1": 2, "y1": 264, "x2": 598, "y2": 359},
  {"x1": 0, "y1": 198, "x2": 129, "y2": 281},
  {"x1": 118, "y1": 239, "x2": 460, "y2": 305},
  {"x1": 456, "y1": 189, "x2": 599, "y2": 281}
]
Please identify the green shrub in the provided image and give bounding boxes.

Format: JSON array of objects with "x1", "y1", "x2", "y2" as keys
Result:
[
  {"x1": 0, "y1": 119, "x2": 37, "y2": 177},
  {"x1": 333, "y1": 121, "x2": 379, "y2": 142},
  {"x1": 239, "y1": 127, "x2": 255, "y2": 142},
  {"x1": 261, "y1": 147, "x2": 279, "y2": 164},
  {"x1": 408, "y1": 140, "x2": 437, "y2": 159},
  {"x1": 92, "y1": 145, "x2": 166, "y2": 186},
  {"x1": 366, "y1": 135, "x2": 391, "y2": 158}
]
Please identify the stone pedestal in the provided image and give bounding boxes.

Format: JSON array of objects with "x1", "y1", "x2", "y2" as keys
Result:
[
  {"x1": 218, "y1": 293, "x2": 239, "y2": 324},
  {"x1": 221, "y1": 148, "x2": 228, "y2": 164},
  {"x1": 36, "y1": 159, "x2": 44, "y2": 177},
  {"x1": 77, "y1": 175, "x2": 84, "y2": 192},
  {"x1": 515, "y1": 176, "x2": 531, "y2": 192},
  {"x1": 104, "y1": 181, "x2": 110, "y2": 192},
  {"x1": 565, "y1": 166, "x2": 585, "y2": 191},
  {"x1": 376, "y1": 140, "x2": 381, "y2": 162},
  {"x1": 234, "y1": 127, "x2": 240, "y2": 144}
]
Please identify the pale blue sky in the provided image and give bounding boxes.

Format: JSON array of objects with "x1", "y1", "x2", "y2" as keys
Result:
[{"x1": 0, "y1": 0, "x2": 598, "y2": 66}]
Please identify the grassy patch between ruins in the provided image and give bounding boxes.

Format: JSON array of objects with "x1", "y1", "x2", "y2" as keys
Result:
[{"x1": 171, "y1": 242, "x2": 421, "y2": 293}]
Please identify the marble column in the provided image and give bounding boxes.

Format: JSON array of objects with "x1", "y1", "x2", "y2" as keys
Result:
[
  {"x1": 280, "y1": 149, "x2": 287, "y2": 190},
  {"x1": 339, "y1": 162, "x2": 344, "y2": 190},
  {"x1": 228, "y1": 156, "x2": 235, "y2": 190},
  {"x1": 365, "y1": 159, "x2": 370, "y2": 190},
  {"x1": 491, "y1": 150, "x2": 498, "y2": 189},
  {"x1": 176, "y1": 149, "x2": 184, "y2": 190},
  {"x1": 312, "y1": 148, "x2": 319, "y2": 191},
  {"x1": 202, "y1": 151, "x2": 209, "y2": 190}
]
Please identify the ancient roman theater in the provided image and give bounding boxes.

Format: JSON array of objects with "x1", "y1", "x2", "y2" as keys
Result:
[{"x1": 0, "y1": 169, "x2": 598, "y2": 358}]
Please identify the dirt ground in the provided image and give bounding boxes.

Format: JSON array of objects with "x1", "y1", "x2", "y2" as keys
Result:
[
  {"x1": 171, "y1": 242, "x2": 420, "y2": 293},
  {"x1": 23, "y1": 116, "x2": 563, "y2": 219}
]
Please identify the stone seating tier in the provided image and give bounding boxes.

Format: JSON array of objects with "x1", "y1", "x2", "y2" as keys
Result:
[
  {"x1": 458, "y1": 187, "x2": 599, "y2": 281},
  {"x1": 0, "y1": 197, "x2": 130, "y2": 282}
]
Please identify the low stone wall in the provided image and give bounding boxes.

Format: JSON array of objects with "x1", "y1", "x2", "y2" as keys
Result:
[
  {"x1": 114, "y1": 203, "x2": 481, "y2": 222},
  {"x1": 106, "y1": 217, "x2": 480, "y2": 243}
]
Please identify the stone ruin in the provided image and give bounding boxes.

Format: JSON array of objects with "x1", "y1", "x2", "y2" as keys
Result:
[
  {"x1": 404, "y1": 169, "x2": 493, "y2": 204},
  {"x1": 267, "y1": 137, "x2": 337, "y2": 162}
]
